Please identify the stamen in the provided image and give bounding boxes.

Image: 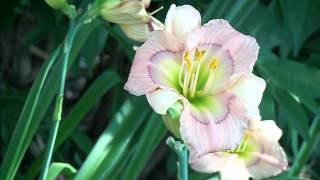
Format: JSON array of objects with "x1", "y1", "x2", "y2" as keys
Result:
[
  {"x1": 189, "y1": 49, "x2": 206, "y2": 98},
  {"x1": 235, "y1": 132, "x2": 250, "y2": 153},
  {"x1": 197, "y1": 58, "x2": 220, "y2": 96},
  {"x1": 178, "y1": 61, "x2": 185, "y2": 88},
  {"x1": 149, "y1": 6, "x2": 164, "y2": 16}
]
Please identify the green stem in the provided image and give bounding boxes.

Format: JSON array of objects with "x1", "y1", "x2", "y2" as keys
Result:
[
  {"x1": 289, "y1": 116, "x2": 320, "y2": 176},
  {"x1": 39, "y1": 18, "x2": 77, "y2": 180},
  {"x1": 166, "y1": 137, "x2": 188, "y2": 180}
]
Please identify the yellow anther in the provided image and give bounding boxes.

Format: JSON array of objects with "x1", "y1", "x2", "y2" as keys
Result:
[
  {"x1": 184, "y1": 52, "x2": 192, "y2": 70},
  {"x1": 195, "y1": 49, "x2": 206, "y2": 61},
  {"x1": 210, "y1": 58, "x2": 220, "y2": 69}
]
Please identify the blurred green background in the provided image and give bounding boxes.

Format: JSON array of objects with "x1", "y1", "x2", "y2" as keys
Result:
[{"x1": 0, "y1": 0, "x2": 320, "y2": 179}]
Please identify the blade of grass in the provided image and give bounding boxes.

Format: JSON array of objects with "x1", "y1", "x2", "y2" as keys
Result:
[
  {"x1": 102, "y1": 21, "x2": 134, "y2": 60},
  {"x1": 74, "y1": 98, "x2": 150, "y2": 180},
  {"x1": 0, "y1": 17, "x2": 102, "y2": 180},
  {"x1": 0, "y1": 46, "x2": 61, "y2": 180},
  {"x1": 47, "y1": 162, "x2": 77, "y2": 180},
  {"x1": 225, "y1": 0, "x2": 249, "y2": 22},
  {"x1": 289, "y1": 116, "x2": 320, "y2": 176},
  {"x1": 24, "y1": 70, "x2": 120, "y2": 179},
  {"x1": 121, "y1": 113, "x2": 167, "y2": 180}
]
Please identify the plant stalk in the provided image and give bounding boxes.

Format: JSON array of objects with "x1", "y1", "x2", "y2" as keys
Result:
[
  {"x1": 166, "y1": 137, "x2": 188, "y2": 180},
  {"x1": 39, "y1": 18, "x2": 77, "y2": 180}
]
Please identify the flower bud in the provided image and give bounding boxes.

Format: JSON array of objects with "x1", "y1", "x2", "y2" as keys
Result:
[
  {"x1": 100, "y1": 0, "x2": 164, "y2": 42},
  {"x1": 100, "y1": 0, "x2": 149, "y2": 25},
  {"x1": 120, "y1": 16, "x2": 164, "y2": 42},
  {"x1": 45, "y1": 0, "x2": 75, "y2": 17},
  {"x1": 162, "y1": 101, "x2": 183, "y2": 138}
]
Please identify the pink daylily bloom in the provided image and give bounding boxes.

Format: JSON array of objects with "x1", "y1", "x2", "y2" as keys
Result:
[
  {"x1": 189, "y1": 119, "x2": 288, "y2": 180},
  {"x1": 124, "y1": 4, "x2": 265, "y2": 154}
]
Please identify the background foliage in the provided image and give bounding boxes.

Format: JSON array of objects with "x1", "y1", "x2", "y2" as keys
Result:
[{"x1": 0, "y1": 0, "x2": 320, "y2": 179}]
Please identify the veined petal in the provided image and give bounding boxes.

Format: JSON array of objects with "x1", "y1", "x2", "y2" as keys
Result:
[
  {"x1": 146, "y1": 88, "x2": 182, "y2": 115},
  {"x1": 165, "y1": 4, "x2": 201, "y2": 42},
  {"x1": 101, "y1": 0, "x2": 149, "y2": 25},
  {"x1": 180, "y1": 96, "x2": 248, "y2": 158},
  {"x1": 186, "y1": 19, "x2": 259, "y2": 93},
  {"x1": 120, "y1": 23, "x2": 150, "y2": 42},
  {"x1": 246, "y1": 136, "x2": 288, "y2": 179},
  {"x1": 228, "y1": 74, "x2": 266, "y2": 119},
  {"x1": 124, "y1": 31, "x2": 184, "y2": 95},
  {"x1": 190, "y1": 153, "x2": 250, "y2": 180}
]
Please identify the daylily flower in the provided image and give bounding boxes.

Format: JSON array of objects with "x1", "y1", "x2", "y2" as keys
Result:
[
  {"x1": 124, "y1": 4, "x2": 265, "y2": 154},
  {"x1": 100, "y1": 0, "x2": 164, "y2": 42},
  {"x1": 189, "y1": 118, "x2": 288, "y2": 180}
]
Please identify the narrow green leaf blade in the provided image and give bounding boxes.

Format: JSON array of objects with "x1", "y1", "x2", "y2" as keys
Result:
[
  {"x1": 47, "y1": 162, "x2": 77, "y2": 180},
  {"x1": 271, "y1": 85, "x2": 309, "y2": 140},
  {"x1": 121, "y1": 113, "x2": 167, "y2": 180}
]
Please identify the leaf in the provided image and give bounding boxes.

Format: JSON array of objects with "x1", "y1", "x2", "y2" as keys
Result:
[
  {"x1": 259, "y1": 87, "x2": 276, "y2": 120},
  {"x1": 24, "y1": 70, "x2": 120, "y2": 179},
  {"x1": 257, "y1": 59, "x2": 320, "y2": 99},
  {"x1": 74, "y1": 97, "x2": 150, "y2": 180},
  {"x1": 271, "y1": 85, "x2": 309, "y2": 140},
  {"x1": 75, "y1": 24, "x2": 108, "y2": 76},
  {"x1": 71, "y1": 129, "x2": 94, "y2": 154},
  {"x1": 280, "y1": 0, "x2": 320, "y2": 55},
  {"x1": 47, "y1": 162, "x2": 77, "y2": 180},
  {"x1": 0, "y1": 46, "x2": 61, "y2": 180},
  {"x1": 121, "y1": 113, "x2": 167, "y2": 180}
]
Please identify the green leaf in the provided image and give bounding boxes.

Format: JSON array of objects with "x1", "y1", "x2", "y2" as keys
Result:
[
  {"x1": 0, "y1": 46, "x2": 61, "y2": 180},
  {"x1": 74, "y1": 97, "x2": 150, "y2": 180},
  {"x1": 258, "y1": 60, "x2": 320, "y2": 99},
  {"x1": 47, "y1": 162, "x2": 77, "y2": 180},
  {"x1": 25, "y1": 70, "x2": 120, "y2": 179},
  {"x1": 121, "y1": 113, "x2": 167, "y2": 180},
  {"x1": 271, "y1": 85, "x2": 309, "y2": 140},
  {"x1": 0, "y1": 18, "x2": 103, "y2": 180},
  {"x1": 75, "y1": 23, "x2": 108, "y2": 76},
  {"x1": 280, "y1": 0, "x2": 320, "y2": 55},
  {"x1": 71, "y1": 129, "x2": 94, "y2": 154}
]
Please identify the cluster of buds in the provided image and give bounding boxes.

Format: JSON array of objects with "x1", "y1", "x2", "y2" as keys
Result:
[
  {"x1": 100, "y1": 0, "x2": 163, "y2": 42},
  {"x1": 44, "y1": 0, "x2": 163, "y2": 42}
]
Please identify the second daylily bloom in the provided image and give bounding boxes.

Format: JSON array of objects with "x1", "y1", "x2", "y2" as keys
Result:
[
  {"x1": 189, "y1": 118, "x2": 288, "y2": 180},
  {"x1": 125, "y1": 4, "x2": 265, "y2": 154},
  {"x1": 100, "y1": 0, "x2": 164, "y2": 42}
]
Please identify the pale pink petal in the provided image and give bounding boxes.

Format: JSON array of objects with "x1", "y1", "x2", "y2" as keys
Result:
[
  {"x1": 146, "y1": 88, "x2": 182, "y2": 115},
  {"x1": 180, "y1": 95, "x2": 248, "y2": 157},
  {"x1": 187, "y1": 45, "x2": 234, "y2": 93},
  {"x1": 190, "y1": 153, "x2": 250, "y2": 180},
  {"x1": 228, "y1": 73, "x2": 266, "y2": 119},
  {"x1": 165, "y1": 4, "x2": 201, "y2": 42},
  {"x1": 120, "y1": 24, "x2": 150, "y2": 42},
  {"x1": 124, "y1": 31, "x2": 184, "y2": 95},
  {"x1": 186, "y1": 19, "x2": 259, "y2": 93},
  {"x1": 247, "y1": 141, "x2": 288, "y2": 179},
  {"x1": 255, "y1": 120, "x2": 283, "y2": 142}
]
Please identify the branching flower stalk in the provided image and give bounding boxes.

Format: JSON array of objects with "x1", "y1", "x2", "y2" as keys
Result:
[
  {"x1": 39, "y1": 17, "x2": 77, "y2": 180},
  {"x1": 166, "y1": 137, "x2": 189, "y2": 180}
]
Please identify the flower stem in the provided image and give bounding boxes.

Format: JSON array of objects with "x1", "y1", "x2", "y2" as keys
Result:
[
  {"x1": 39, "y1": 18, "x2": 77, "y2": 180},
  {"x1": 166, "y1": 136, "x2": 189, "y2": 180},
  {"x1": 289, "y1": 116, "x2": 320, "y2": 176}
]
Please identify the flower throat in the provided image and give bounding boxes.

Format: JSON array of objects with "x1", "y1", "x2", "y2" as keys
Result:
[{"x1": 179, "y1": 49, "x2": 220, "y2": 99}]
